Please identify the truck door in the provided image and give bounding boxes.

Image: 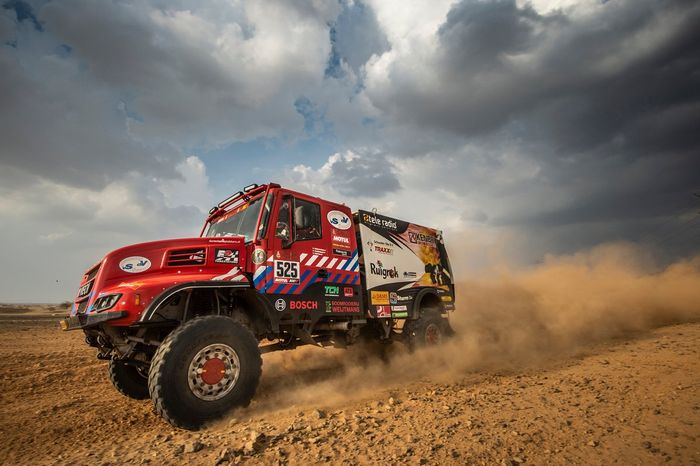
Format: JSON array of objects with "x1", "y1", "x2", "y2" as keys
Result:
[{"x1": 257, "y1": 191, "x2": 362, "y2": 318}]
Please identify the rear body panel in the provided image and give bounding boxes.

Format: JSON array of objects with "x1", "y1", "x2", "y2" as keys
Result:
[{"x1": 356, "y1": 210, "x2": 455, "y2": 319}]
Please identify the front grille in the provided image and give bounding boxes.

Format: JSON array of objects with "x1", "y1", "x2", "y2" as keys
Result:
[
  {"x1": 76, "y1": 300, "x2": 88, "y2": 314},
  {"x1": 86, "y1": 264, "x2": 100, "y2": 282},
  {"x1": 167, "y1": 248, "x2": 206, "y2": 266}
]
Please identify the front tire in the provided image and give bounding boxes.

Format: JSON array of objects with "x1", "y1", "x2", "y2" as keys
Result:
[
  {"x1": 108, "y1": 359, "x2": 150, "y2": 400},
  {"x1": 148, "y1": 316, "x2": 262, "y2": 430}
]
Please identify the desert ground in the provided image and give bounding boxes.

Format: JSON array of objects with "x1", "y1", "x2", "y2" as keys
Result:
[{"x1": 0, "y1": 302, "x2": 698, "y2": 466}]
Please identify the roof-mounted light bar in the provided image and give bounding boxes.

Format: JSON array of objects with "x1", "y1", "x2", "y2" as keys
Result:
[
  {"x1": 243, "y1": 183, "x2": 258, "y2": 192},
  {"x1": 217, "y1": 191, "x2": 243, "y2": 208}
]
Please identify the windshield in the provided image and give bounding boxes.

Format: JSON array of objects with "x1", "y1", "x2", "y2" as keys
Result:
[{"x1": 205, "y1": 196, "x2": 264, "y2": 241}]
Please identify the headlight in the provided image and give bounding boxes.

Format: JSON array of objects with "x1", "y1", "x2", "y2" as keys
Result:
[{"x1": 92, "y1": 294, "x2": 122, "y2": 313}]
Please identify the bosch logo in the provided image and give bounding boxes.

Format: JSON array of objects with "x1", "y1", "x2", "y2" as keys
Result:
[
  {"x1": 274, "y1": 299, "x2": 286, "y2": 312},
  {"x1": 289, "y1": 301, "x2": 318, "y2": 310}
]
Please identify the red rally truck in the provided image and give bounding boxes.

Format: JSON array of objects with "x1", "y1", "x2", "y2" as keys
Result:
[{"x1": 61, "y1": 183, "x2": 455, "y2": 429}]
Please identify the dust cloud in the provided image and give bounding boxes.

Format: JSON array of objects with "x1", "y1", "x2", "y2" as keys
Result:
[{"x1": 246, "y1": 243, "x2": 700, "y2": 417}]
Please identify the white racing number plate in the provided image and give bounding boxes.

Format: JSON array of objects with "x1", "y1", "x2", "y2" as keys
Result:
[{"x1": 274, "y1": 260, "x2": 300, "y2": 284}]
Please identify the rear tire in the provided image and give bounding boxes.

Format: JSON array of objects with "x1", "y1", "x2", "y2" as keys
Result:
[
  {"x1": 403, "y1": 310, "x2": 451, "y2": 352},
  {"x1": 108, "y1": 359, "x2": 149, "y2": 400},
  {"x1": 148, "y1": 315, "x2": 262, "y2": 430}
]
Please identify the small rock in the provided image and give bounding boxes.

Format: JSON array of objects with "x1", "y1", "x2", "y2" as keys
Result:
[
  {"x1": 243, "y1": 440, "x2": 256, "y2": 455},
  {"x1": 184, "y1": 440, "x2": 204, "y2": 453},
  {"x1": 588, "y1": 440, "x2": 598, "y2": 447},
  {"x1": 172, "y1": 445, "x2": 184, "y2": 456},
  {"x1": 215, "y1": 448, "x2": 233, "y2": 465},
  {"x1": 249, "y1": 430, "x2": 265, "y2": 443},
  {"x1": 312, "y1": 409, "x2": 326, "y2": 419},
  {"x1": 388, "y1": 397, "x2": 396, "y2": 406},
  {"x1": 642, "y1": 441, "x2": 652, "y2": 449}
]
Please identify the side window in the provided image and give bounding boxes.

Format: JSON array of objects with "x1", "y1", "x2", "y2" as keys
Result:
[
  {"x1": 275, "y1": 197, "x2": 292, "y2": 241},
  {"x1": 293, "y1": 198, "x2": 322, "y2": 241}
]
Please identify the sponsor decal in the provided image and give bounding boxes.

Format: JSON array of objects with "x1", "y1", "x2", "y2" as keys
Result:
[
  {"x1": 376, "y1": 305, "x2": 391, "y2": 318},
  {"x1": 333, "y1": 248, "x2": 351, "y2": 257},
  {"x1": 326, "y1": 300, "x2": 361, "y2": 313},
  {"x1": 324, "y1": 285, "x2": 340, "y2": 297},
  {"x1": 274, "y1": 260, "x2": 300, "y2": 284},
  {"x1": 391, "y1": 305, "x2": 408, "y2": 311},
  {"x1": 119, "y1": 256, "x2": 151, "y2": 274},
  {"x1": 290, "y1": 300, "x2": 318, "y2": 310},
  {"x1": 117, "y1": 281, "x2": 145, "y2": 290},
  {"x1": 312, "y1": 247, "x2": 327, "y2": 256},
  {"x1": 332, "y1": 235, "x2": 350, "y2": 245},
  {"x1": 408, "y1": 231, "x2": 436, "y2": 246},
  {"x1": 390, "y1": 292, "x2": 412, "y2": 304},
  {"x1": 361, "y1": 212, "x2": 398, "y2": 231},
  {"x1": 77, "y1": 281, "x2": 92, "y2": 298},
  {"x1": 441, "y1": 295, "x2": 453, "y2": 302},
  {"x1": 215, "y1": 248, "x2": 239, "y2": 264},
  {"x1": 391, "y1": 311, "x2": 409, "y2": 318},
  {"x1": 371, "y1": 290, "x2": 389, "y2": 305},
  {"x1": 274, "y1": 299, "x2": 286, "y2": 312},
  {"x1": 252, "y1": 248, "x2": 266, "y2": 265},
  {"x1": 344, "y1": 287, "x2": 354, "y2": 297},
  {"x1": 366, "y1": 240, "x2": 393, "y2": 255},
  {"x1": 403, "y1": 271, "x2": 417, "y2": 278},
  {"x1": 208, "y1": 238, "x2": 241, "y2": 243},
  {"x1": 369, "y1": 260, "x2": 399, "y2": 279},
  {"x1": 327, "y1": 210, "x2": 351, "y2": 230}
]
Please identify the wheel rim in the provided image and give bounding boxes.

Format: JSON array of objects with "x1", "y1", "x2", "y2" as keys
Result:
[
  {"x1": 188, "y1": 343, "x2": 240, "y2": 401},
  {"x1": 424, "y1": 323, "x2": 442, "y2": 345}
]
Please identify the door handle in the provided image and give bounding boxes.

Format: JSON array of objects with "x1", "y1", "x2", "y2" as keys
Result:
[{"x1": 317, "y1": 269, "x2": 328, "y2": 278}]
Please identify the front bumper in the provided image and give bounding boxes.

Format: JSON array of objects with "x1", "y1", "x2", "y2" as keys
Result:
[{"x1": 59, "y1": 311, "x2": 128, "y2": 331}]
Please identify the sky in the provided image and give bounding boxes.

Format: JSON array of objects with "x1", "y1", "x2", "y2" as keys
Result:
[{"x1": 1, "y1": 0, "x2": 699, "y2": 302}]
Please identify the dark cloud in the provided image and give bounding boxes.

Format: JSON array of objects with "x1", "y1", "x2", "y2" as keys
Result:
[
  {"x1": 326, "y1": 1, "x2": 389, "y2": 78},
  {"x1": 327, "y1": 153, "x2": 400, "y2": 197},
  {"x1": 0, "y1": 43, "x2": 180, "y2": 189},
  {"x1": 2, "y1": 0, "x2": 42, "y2": 31},
  {"x1": 438, "y1": 0, "x2": 547, "y2": 72},
  {"x1": 361, "y1": 0, "x2": 700, "y2": 259}
]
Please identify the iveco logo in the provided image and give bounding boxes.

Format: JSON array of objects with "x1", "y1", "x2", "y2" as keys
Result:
[{"x1": 274, "y1": 299, "x2": 286, "y2": 312}]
